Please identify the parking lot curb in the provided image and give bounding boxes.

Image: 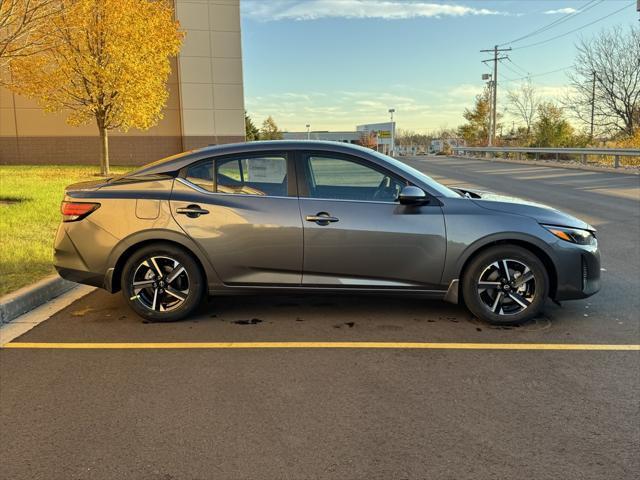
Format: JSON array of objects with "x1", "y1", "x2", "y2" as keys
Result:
[{"x1": 0, "y1": 275, "x2": 77, "y2": 324}]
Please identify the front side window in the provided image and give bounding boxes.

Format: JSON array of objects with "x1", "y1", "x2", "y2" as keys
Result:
[
  {"x1": 304, "y1": 155, "x2": 405, "y2": 202},
  {"x1": 216, "y1": 155, "x2": 287, "y2": 196}
]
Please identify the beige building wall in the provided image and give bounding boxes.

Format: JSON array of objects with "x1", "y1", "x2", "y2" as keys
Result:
[
  {"x1": 176, "y1": 0, "x2": 245, "y2": 150},
  {"x1": 0, "y1": 0, "x2": 245, "y2": 166}
]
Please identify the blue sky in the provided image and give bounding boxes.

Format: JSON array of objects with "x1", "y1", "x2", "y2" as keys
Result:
[{"x1": 240, "y1": 0, "x2": 638, "y2": 133}]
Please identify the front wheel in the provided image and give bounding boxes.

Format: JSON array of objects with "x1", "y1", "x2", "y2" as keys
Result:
[
  {"x1": 462, "y1": 245, "x2": 549, "y2": 325},
  {"x1": 122, "y1": 243, "x2": 205, "y2": 322}
]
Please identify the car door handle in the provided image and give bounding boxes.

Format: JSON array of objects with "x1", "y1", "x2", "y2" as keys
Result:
[
  {"x1": 176, "y1": 205, "x2": 209, "y2": 218},
  {"x1": 305, "y1": 212, "x2": 339, "y2": 225}
]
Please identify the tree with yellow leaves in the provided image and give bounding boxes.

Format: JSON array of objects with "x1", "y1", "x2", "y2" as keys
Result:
[
  {"x1": 0, "y1": 0, "x2": 62, "y2": 80},
  {"x1": 9, "y1": 0, "x2": 183, "y2": 175}
]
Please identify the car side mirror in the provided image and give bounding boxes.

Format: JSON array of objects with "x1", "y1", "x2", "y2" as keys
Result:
[{"x1": 398, "y1": 186, "x2": 428, "y2": 205}]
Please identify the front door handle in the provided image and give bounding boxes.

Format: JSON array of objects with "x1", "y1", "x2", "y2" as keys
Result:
[
  {"x1": 305, "y1": 212, "x2": 339, "y2": 225},
  {"x1": 176, "y1": 204, "x2": 209, "y2": 218}
]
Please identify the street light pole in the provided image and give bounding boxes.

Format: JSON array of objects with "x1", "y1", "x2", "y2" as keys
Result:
[
  {"x1": 388, "y1": 108, "x2": 395, "y2": 156},
  {"x1": 306, "y1": 124, "x2": 310, "y2": 140}
]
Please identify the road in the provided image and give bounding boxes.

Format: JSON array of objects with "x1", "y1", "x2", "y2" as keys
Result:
[{"x1": 1, "y1": 156, "x2": 639, "y2": 479}]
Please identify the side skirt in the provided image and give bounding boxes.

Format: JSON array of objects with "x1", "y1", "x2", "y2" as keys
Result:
[{"x1": 207, "y1": 284, "x2": 448, "y2": 299}]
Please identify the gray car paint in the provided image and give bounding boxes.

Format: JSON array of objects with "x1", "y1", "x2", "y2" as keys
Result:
[{"x1": 54, "y1": 141, "x2": 600, "y2": 303}]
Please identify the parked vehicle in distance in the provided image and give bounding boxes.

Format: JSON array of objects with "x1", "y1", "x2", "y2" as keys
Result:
[{"x1": 54, "y1": 141, "x2": 600, "y2": 324}]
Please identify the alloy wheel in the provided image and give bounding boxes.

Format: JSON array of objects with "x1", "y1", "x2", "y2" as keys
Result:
[
  {"x1": 477, "y1": 259, "x2": 536, "y2": 316},
  {"x1": 130, "y1": 256, "x2": 190, "y2": 312}
]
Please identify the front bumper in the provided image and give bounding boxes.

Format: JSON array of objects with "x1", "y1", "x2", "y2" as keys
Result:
[{"x1": 553, "y1": 240, "x2": 600, "y2": 301}]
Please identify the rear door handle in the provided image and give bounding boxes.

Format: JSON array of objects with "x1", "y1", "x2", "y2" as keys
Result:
[
  {"x1": 305, "y1": 212, "x2": 339, "y2": 225},
  {"x1": 176, "y1": 204, "x2": 209, "y2": 218}
]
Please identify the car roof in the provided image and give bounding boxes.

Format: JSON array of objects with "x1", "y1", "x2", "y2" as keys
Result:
[
  {"x1": 127, "y1": 140, "x2": 456, "y2": 198},
  {"x1": 131, "y1": 141, "x2": 375, "y2": 176}
]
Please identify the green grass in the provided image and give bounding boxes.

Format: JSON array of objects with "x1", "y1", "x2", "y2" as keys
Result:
[{"x1": 0, "y1": 165, "x2": 131, "y2": 296}]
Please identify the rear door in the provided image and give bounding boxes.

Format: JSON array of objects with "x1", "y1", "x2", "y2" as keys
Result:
[
  {"x1": 170, "y1": 151, "x2": 303, "y2": 285},
  {"x1": 297, "y1": 152, "x2": 446, "y2": 289}
]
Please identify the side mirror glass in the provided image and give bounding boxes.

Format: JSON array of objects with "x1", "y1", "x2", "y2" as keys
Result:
[{"x1": 398, "y1": 185, "x2": 428, "y2": 205}]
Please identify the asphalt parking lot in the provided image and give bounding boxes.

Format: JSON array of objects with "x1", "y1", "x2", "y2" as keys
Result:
[{"x1": 1, "y1": 157, "x2": 639, "y2": 479}]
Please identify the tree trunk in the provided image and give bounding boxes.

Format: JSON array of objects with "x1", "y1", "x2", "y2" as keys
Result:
[{"x1": 99, "y1": 126, "x2": 110, "y2": 176}]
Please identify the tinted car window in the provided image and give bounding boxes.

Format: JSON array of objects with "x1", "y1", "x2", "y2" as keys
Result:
[
  {"x1": 305, "y1": 156, "x2": 405, "y2": 202},
  {"x1": 216, "y1": 156, "x2": 287, "y2": 196},
  {"x1": 185, "y1": 160, "x2": 214, "y2": 192}
]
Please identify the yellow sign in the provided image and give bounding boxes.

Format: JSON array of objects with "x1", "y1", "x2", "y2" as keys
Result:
[{"x1": 377, "y1": 130, "x2": 391, "y2": 138}]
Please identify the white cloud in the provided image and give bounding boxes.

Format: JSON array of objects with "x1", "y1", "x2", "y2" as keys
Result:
[
  {"x1": 543, "y1": 7, "x2": 578, "y2": 15},
  {"x1": 245, "y1": 84, "x2": 489, "y2": 131},
  {"x1": 242, "y1": 0, "x2": 508, "y2": 22}
]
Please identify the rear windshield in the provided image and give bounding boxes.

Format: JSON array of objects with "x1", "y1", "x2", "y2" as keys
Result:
[{"x1": 125, "y1": 150, "x2": 197, "y2": 177}]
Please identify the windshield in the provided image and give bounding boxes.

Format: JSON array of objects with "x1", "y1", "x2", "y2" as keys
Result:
[{"x1": 368, "y1": 150, "x2": 461, "y2": 198}]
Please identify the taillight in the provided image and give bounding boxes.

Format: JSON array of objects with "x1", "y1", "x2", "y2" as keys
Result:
[{"x1": 61, "y1": 201, "x2": 100, "y2": 222}]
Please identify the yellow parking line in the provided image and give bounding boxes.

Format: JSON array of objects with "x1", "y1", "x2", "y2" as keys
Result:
[{"x1": 2, "y1": 342, "x2": 639, "y2": 350}]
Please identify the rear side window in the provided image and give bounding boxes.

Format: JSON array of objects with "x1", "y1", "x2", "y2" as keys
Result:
[
  {"x1": 216, "y1": 156, "x2": 287, "y2": 196},
  {"x1": 185, "y1": 160, "x2": 214, "y2": 192},
  {"x1": 183, "y1": 155, "x2": 288, "y2": 196}
]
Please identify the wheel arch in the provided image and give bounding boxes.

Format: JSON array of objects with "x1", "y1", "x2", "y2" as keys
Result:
[
  {"x1": 456, "y1": 235, "x2": 558, "y2": 300},
  {"x1": 106, "y1": 230, "x2": 219, "y2": 293}
]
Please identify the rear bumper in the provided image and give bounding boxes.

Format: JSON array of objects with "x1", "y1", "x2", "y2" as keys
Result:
[
  {"x1": 53, "y1": 223, "x2": 110, "y2": 290},
  {"x1": 55, "y1": 266, "x2": 106, "y2": 289}
]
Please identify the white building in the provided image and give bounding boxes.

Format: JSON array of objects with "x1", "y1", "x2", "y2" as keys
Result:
[
  {"x1": 282, "y1": 131, "x2": 361, "y2": 143},
  {"x1": 357, "y1": 122, "x2": 396, "y2": 155}
]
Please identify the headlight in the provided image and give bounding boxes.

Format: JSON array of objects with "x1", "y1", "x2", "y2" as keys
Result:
[{"x1": 542, "y1": 225, "x2": 596, "y2": 245}]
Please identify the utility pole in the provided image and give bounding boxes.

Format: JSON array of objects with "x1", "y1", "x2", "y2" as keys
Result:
[
  {"x1": 590, "y1": 71, "x2": 596, "y2": 140},
  {"x1": 481, "y1": 45, "x2": 511, "y2": 146}
]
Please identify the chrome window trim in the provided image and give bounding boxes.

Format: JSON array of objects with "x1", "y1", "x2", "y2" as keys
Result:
[
  {"x1": 176, "y1": 177, "x2": 296, "y2": 200},
  {"x1": 178, "y1": 178, "x2": 401, "y2": 205},
  {"x1": 300, "y1": 197, "x2": 399, "y2": 206}
]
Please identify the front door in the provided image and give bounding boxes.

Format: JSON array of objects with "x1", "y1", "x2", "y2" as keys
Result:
[
  {"x1": 170, "y1": 152, "x2": 303, "y2": 285},
  {"x1": 298, "y1": 152, "x2": 446, "y2": 289}
]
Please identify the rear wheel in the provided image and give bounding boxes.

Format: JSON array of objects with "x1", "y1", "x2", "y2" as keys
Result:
[
  {"x1": 462, "y1": 245, "x2": 548, "y2": 325},
  {"x1": 122, "y1": 243, "x2": 205, "y2": 322}
]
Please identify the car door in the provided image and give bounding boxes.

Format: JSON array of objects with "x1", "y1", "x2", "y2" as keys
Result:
[
  {"x1": 170, "y1": 151, "x2": 303, "y2": 285},
  {"x1": 297, "y1": 151, "x2": 446, "y2": 289}
]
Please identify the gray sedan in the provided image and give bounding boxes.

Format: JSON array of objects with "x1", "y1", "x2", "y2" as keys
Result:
[{"x1": 54, "y1": 141, "x2": 600, "y2": 324}]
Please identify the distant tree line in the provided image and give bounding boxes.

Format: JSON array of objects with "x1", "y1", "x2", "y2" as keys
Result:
[
  {"x1": 457, "y1": 25, "x2": 638, "y2": 149},
  {"x1": 245, "y1": 113, "x2": 283, "y2": 141}
]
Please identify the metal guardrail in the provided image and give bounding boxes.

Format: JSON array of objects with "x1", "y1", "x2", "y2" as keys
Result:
[{"x1": 452, "y1": 146, "x2": 640, "y2": 168}]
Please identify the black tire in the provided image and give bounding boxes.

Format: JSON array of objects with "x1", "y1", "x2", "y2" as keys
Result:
[
  {"x1": 121, "y1": 243, "x2": 205, "y2": 322},
  {"x1": 462, "y1": 245, "x2": 549, "y2": 325}
]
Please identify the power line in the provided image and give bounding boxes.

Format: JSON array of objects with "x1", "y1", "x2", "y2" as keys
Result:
[
  {"x1": 511, "y1": 2, "x2": 635, "y2": 51},
  {"x1": 506, "y1": 57, "x2": 529, "y2": 76},
  {"x1": 499, "y1": 59, "x2": 526, "y2": 78},
  {"x1": 498, "y1": 0, "x2": 602, "y2": 47},
  {"x1": 501, "y1": 65, "x2": 575, "y2": 84}
]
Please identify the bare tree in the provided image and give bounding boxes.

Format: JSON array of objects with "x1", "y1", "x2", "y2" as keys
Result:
[
  {"x1": 395, "y1": 129, "x2": 432, "y2": 153},
  {"x1": 0, "y1": 0, "x2": 60, "y2": 78},
  {"x1": 507, "y1": 79, "x2": 539, "y2": 135},
  {"x1": 565, "y1": 25, "x2": 640, "y2": 137}
]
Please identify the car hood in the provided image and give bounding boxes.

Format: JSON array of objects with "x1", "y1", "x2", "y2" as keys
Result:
[{"x1": 454, "y1": 188, "x2": 593, "y2": 231}]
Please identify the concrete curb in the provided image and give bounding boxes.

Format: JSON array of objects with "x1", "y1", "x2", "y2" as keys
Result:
[
  {"x1": 450, "y1": 155, "x2": 640, "y2": 175},
  {"x1": 0, "y1": 275, "x2": 77, "y2": 324}
]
